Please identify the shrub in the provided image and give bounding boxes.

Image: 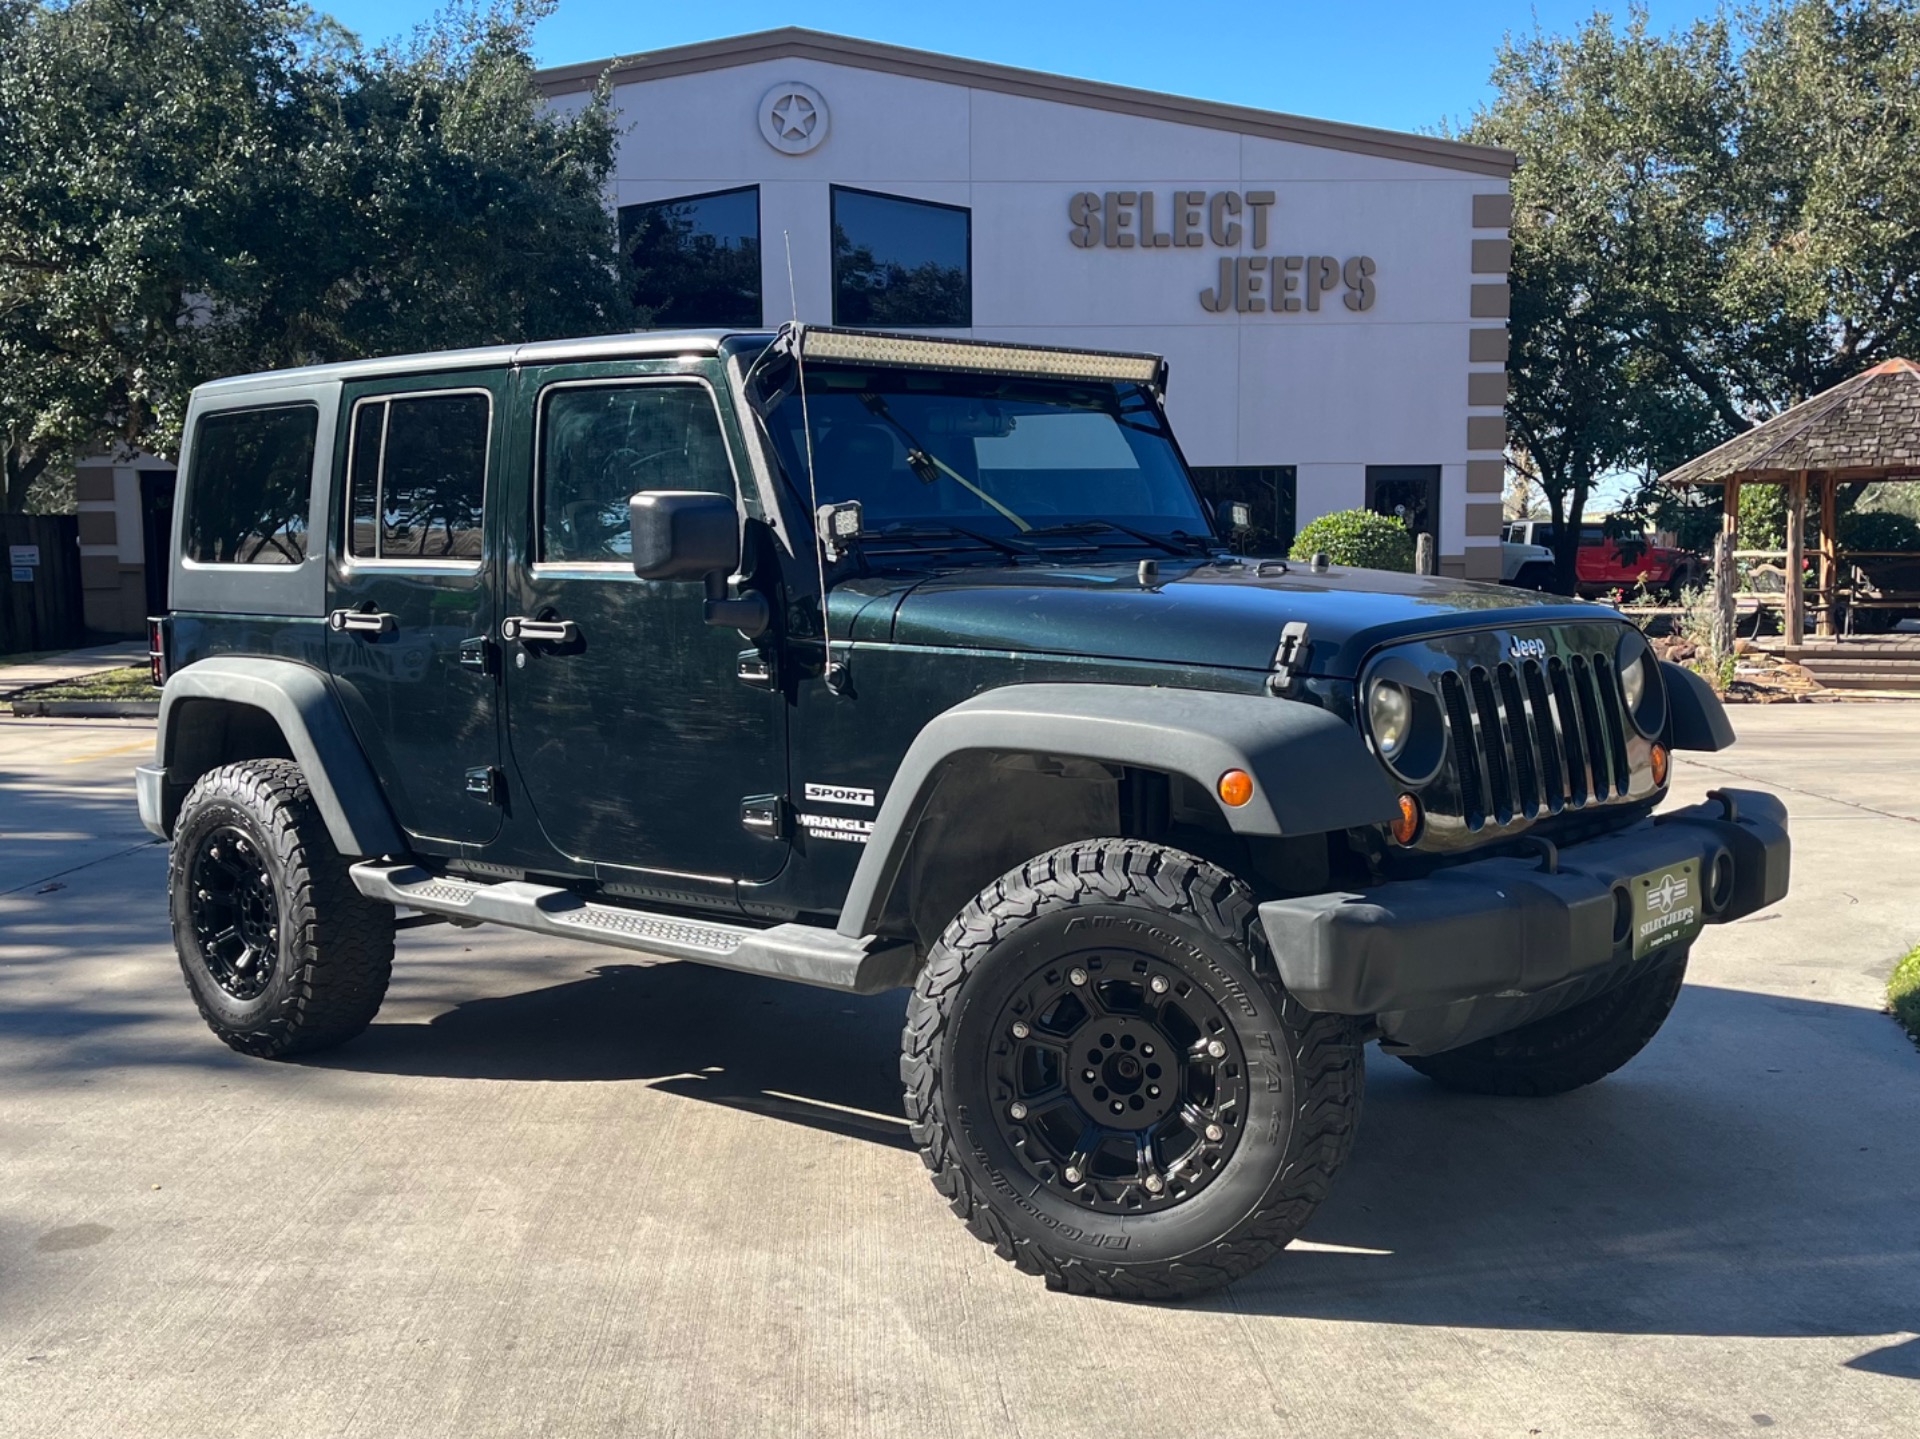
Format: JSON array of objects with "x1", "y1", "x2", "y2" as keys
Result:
[
  {"x1": 1289, "y1": 509, "x2": 1415, "y2": 572},
  {"x1": 1841, "y1": 509, "x2": 1920, "y2": 553}
]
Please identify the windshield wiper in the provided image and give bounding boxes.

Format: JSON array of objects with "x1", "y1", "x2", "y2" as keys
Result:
[
  {"x1": 864, "y1": 521, "x2": 1035, "y2": 558},
  {"x1": 1022, "y1": 520, "x2": 1207, "y2": 556}
]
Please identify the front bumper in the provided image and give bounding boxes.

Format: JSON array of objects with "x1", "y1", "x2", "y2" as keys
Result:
[{"x1": 1259, "y1": 789, "x2": 1789, "y2": 1053}]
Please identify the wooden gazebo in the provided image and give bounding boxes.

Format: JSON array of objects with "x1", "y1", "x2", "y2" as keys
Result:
[{"x1": 1659, "y1": 357, "x2": 1920, "y2": 649}]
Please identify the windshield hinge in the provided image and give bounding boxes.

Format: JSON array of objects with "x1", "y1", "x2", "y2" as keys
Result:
[{"x1": 1267, "y1": 621, "x2": 1311, "y2": 696}]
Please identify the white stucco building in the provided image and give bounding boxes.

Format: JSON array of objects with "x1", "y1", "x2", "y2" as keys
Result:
[{"x1": 540, "y1": 27, "x2": 1515, "y2": 578}]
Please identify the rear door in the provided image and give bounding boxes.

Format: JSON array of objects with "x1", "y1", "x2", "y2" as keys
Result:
[
  {"x1": 499, "y1": 363, "x2": 787, "y2": 882},
  {"x1": 326, "y1": 372, "x2": 507, "y2": 848}
]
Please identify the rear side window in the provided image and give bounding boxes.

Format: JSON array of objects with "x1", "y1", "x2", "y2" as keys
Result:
[
  {"x1": 539, "y1": 385, "x2": 732, "y2": 564},
  {"x1": 183, "y1": 405, "x2": 318, "y2": 565},
  {"x1": 347, "y1": 391, "x2": 491, "y2": 561}
]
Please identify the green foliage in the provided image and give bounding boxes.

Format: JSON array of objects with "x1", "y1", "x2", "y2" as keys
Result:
[
  {"x1": 1461, "y1": 1, "x2": 1920, "y2": 590},
  {"x1": 1890, "y1": 945, "x2": 1920, "y2": 1050},
  {"x1": 1289, "y1": 509, "x2": 1415, "y2": 572},
  {"x1": 1841, "y1": 508, "x2": 1920, "y2": 552},
  {"x1": 0, "y1": 0, "x2": 624, "y2": 510},
  {"x1": 1738, "y1": 485, "x2": 1788, "y2": 552}
]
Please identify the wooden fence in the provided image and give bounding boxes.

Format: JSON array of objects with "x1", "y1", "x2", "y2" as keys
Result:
[{"x1": 0, "y1": 513, "x2": 87, "y2": 655}]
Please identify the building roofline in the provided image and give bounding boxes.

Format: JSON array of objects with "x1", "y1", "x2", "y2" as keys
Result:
[{"x1": 535, "y1": 27, "x2": 1517, "y2": 178}]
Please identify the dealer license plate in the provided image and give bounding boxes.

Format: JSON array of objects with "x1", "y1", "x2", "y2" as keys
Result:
[{"x1": 1629, "y1": 859, "x2": 1704, "y2": 960}]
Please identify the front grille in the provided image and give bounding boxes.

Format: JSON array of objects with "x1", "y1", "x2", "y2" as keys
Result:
[{"x1": 1434, "y1": 650, "x2": 1633, "y2": 831}]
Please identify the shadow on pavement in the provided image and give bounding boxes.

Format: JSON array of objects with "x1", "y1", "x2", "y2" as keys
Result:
[{"x1": 302, "y1": 960, "x2": 1920, "y2": 1344}]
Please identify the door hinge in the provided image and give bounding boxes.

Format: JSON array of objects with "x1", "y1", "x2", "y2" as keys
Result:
[
  {"x1": 459, "y1": 636, "x2": 495, "y2": 674},
  {"x1": 464, "y1": 766, "x2": 504, "y2": 804},
  {"x1": 736, "y1": 649, "x2": 776, "y2": 689},
  {"x1": 740, "y1": 795, "x2": 786, "y2": 838}
]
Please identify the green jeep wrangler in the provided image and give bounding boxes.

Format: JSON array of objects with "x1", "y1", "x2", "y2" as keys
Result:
[{"x1": 139, "y1": 326, "x2": 1790, "y2": 1298}]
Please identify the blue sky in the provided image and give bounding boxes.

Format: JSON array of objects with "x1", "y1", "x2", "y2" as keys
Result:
[{"x1": 318, "y1": 0, "x2": 1727, "y2": 135}]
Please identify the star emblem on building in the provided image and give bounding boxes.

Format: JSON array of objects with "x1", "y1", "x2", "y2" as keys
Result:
[{"x1": 770, "y1": 92, "x2": 817, "y2": 141}]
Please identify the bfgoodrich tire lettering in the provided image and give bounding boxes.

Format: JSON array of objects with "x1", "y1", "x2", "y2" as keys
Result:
[
  {"x1": 1397, "y1": 949, "x2": 1689, "y2": 1097},
  {"x1": 169, "y1": 759, "x2": 395, "y2": 1058},
  {"x1": 901, "y1": 838, "x2": 1363, "y2": 1299}
]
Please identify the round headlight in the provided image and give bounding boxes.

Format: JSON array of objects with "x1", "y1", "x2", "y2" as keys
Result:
[
  {"x1": 1614, "y1": 629, "x2": 1667, "y2": 737},
  {"x1": 1621, "y1": 652, "x2": 1647, "y2": 712},
  {"x1": 1368, "y1": 679, "x2": 1412, "y2": 761}
]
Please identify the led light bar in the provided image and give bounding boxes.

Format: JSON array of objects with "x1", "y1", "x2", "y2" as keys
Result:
[{"x1": 798, "y1": 326, "x2": 1165, "y2": 387}]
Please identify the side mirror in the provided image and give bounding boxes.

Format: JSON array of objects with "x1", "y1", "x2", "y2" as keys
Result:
[
  {"x1": 630, "y1": 490, "x2": 739, "y2": 581},
  {"x1": 629, "y1": 489, "x2": 770, "y2": 638}
]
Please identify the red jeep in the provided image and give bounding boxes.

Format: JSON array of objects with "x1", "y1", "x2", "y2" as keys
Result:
[{"x1": 1504, "y1": 520, "x2": 1700, "y2": 597}]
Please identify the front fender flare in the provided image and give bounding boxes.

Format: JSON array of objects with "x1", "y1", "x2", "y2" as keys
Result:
[
  {"x1": 835, "y1": 682, "x2": 1398, "y2": 938},
  {"x1": 151, "y1": 656, "x2": 405, "y2": 858}
]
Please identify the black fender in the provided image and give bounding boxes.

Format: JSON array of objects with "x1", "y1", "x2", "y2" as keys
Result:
[
  {"x1": 141, "y1": 656, "x2": 405, "y2": 857},
  {"x1": 835, "y1": 682, "x2": 1399, "y2": 938},
  {"x1": 1661, "y1": 661, "x2": 1736, "y2": 751}
]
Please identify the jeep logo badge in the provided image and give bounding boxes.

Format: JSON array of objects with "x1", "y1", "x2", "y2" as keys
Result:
[{"x1": 1508, "y1": 637, "x2": 1547, "y2": 661}]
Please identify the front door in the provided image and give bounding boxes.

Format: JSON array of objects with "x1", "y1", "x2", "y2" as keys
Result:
[
  {"x1": 326, "y1": 373, "x2": 506, "y2": 849},
  {"x1": 501, "y1": 365, "x2": 787, "y2": 883}
]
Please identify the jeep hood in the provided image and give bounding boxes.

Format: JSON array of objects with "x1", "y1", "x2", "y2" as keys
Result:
[{"x1": 857, "y1": 558, "x2": 1616, "y2": 679}]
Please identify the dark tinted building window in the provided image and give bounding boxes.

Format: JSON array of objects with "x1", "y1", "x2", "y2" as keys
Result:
[
  {"x1": 183, "y1": 404, "x2": 317, "y2": 565},
  {"x1": 540, "y1": 385, "x2": 732, "y2": 564},
  {"x1": 831, "y1": 187, "x2": 970, "y2": 328},
  {"x1": 619, "y1": 187, "x2": 762, "y2": 329},
  {"x1": 347, "y1": 392, "x2": 491, "y2": 561},
  {"x1": 1190, "y1": 466, "x2": 1297, "y2": 556}
]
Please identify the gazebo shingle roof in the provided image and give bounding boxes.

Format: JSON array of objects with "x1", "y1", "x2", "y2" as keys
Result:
[{"x1": 1659, "y1": 357, "x2": 1920, "y2": 486}]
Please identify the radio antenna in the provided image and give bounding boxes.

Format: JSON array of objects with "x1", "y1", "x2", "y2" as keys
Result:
[{"x1": 783, "y1": 231, "x2": 835, "y2": 686}]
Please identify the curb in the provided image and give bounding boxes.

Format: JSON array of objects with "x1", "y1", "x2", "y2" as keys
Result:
[{"x1": 8, "y1": 700, "x2": 161, "y2": 718}]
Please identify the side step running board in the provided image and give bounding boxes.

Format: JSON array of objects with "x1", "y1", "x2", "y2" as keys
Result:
[{"x1": 349, "y1": 862, "x2": 916, "y2": 995}]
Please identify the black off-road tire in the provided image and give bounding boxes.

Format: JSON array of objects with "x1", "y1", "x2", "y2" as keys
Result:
[
  {"x1": 169, "y1": 759, "x2": 395, "y2": 1058},
  {"x1": 1397, "y1": 950, "x2": 1689, "y2": 1098},
  {"x1": 901, "y1": 839, "x2": 1363, "y2": 1300}
]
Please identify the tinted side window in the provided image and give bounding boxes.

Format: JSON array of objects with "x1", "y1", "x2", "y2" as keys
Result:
[
  {"x1": 831, "y1": 186, "x2": 971, "y2": 327},
  {"x1": 619, "y1": 187, "x2": 762, "y2": 328},
  {"x1": 540, "y1": 386, "x2": 732, "y2": 564},
  {"x1": 346, "y1": 392, "x2": 491, "y2": 562},
  {"x1": 184, "y1": 405, "x2": 317, "y2": 565}
]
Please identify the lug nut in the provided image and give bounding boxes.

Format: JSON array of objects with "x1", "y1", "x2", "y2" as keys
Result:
[
  {"x1": 1111, "y1": 1101, "x2": 1124, "y2": 1114},
  {"x1": 259, "y1": 871, "x2": 272, "y2": 887},
  {"x1": 1206, "y1": 1038, "x2": 1228, "y2": 1059},
  {"x1": 1068, "y1": 967, "x2": 1088, "y2": 987},
  {"x1": 1150, "y1": 975, "x2": 1169, "y2": 994},
  {"x1": 1063, "y1": 1167, "x2": 1082, "y2": 1184},
  {"x1": 1009, "y1": 1102, "x2": 1028, "y2": 1120},
  {"x1": 1144, "y1": 1174, "x2": 1165, "y2": 1193},
  {"x1": 1083, "y1": 1069, "x2": 1097, "y2": 1081},
  {"x1": 1205, "y1": 1123, "x2": 1224, "y2": 1142},
  {"x1": 1147, "y1": 1085, "x2": 1160, "y2": 1098},
  {"x1": 1011, "y1": 1021, "x2": 1030, "y2": 1039}
]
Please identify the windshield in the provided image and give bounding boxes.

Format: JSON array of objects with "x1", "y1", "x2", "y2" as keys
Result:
[{"x1": 756, "y1": 366, "x2": 1212, "y2": 549}]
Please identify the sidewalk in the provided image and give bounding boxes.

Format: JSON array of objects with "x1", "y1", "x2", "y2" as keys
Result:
[{"x1": 0, "y1": 639, "x2": 147, "y2": 699}]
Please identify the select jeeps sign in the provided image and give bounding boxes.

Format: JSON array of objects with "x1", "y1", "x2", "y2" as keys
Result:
[{"x1": 1067, "y1": 189, "x2": 1377, "y2": 315}]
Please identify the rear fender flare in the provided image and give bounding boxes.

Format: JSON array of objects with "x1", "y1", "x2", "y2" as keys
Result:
[
  {"x1": 835, "y1": 682, "x2": 1398, "y2": 938},
  {"x1": 152, "y1": 657, "x2": 405, "y2": 858}
]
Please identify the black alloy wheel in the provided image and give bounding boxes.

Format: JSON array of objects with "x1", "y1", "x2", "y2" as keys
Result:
[
  {"x1": 169, "y1": 759, "x2": 395, "y2": 1058},
  {"x1": 187, "y1": 824, "x2": 281, "y2": 1001},
  {"x1": 990, "y1": 955, "x2": 1246, "y2": 1212},
  {"x1": 903, "y1": 838, "x2": 1364, "y2": 1300}
]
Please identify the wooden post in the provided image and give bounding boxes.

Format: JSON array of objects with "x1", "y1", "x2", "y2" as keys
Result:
[
  {"x1": 1817, "y1": 473, "x2": 1838, "y2": 637},
  {"x1": 1415, "y1": 532, "x2": 1436, "y2": 576},
  {"x1": 1786, "y1": 470, "x2": 1807, "y2": 647},
  {"x1": 1714, "y1": 477, "x2": 1740, "y2": 658}
]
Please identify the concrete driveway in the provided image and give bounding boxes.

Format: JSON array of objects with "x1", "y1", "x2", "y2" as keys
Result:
[{"x1": 2, "y1": 707, "x2": 1916, "y2": 1438}]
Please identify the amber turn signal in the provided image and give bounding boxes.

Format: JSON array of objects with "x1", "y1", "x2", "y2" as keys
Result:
[
  {"x1": 1390, "y1": 792, "x2": 1422, "y2": 845},
  {"x1": 1650, "y1": 742, "x2": 1670, "y2": 787},
  {"x1": 1217, "y1": 769, "x2": 1255, "y2": 808}
]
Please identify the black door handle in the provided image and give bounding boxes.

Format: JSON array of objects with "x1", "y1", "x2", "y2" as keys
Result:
[
  {"x1": 501, "y1": 615, "x2": 580, "y2": 645},
  {"x1": 327, "y1": 609, "x2": 397, "y2": 636}
]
